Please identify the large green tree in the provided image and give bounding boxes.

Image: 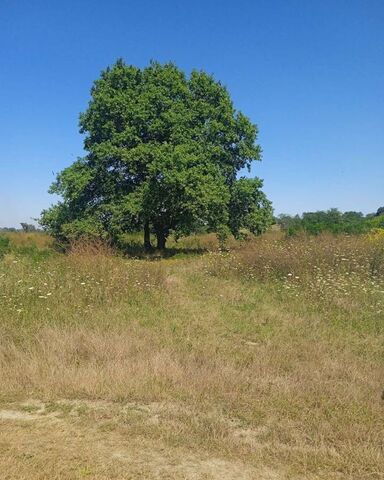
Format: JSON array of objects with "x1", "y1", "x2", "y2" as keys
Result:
[{"x1": 41, "y1": 60, "x2": 272, "y2": 249}]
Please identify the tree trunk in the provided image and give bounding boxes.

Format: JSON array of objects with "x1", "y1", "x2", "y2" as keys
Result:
[
  {"x1": 156, "y1": 231, "x2": 166, "y2": 250},
  {"x1": 144, "y1": 222, "x2": 151, "y2": 251}
]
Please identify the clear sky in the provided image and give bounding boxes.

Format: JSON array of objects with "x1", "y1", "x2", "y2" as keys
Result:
[{"x1": 0, "y1": 0, "x2": 383, "y2": 227}]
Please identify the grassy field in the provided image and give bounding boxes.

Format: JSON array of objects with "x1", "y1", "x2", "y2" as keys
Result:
[{"x1": 0, "y1": 231, "x2": 383, "y2": 479}]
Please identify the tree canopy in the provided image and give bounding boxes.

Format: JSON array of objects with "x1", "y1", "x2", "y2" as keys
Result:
[
  {"x1": 20, "y1": 223, "x2": 37, "y2": 232},
  {"x1": 376, "y1": 207, "x2": 384, "y2": 217},
  {"x1": 40, "y1": 60, "x2": 272, "y2": 249}
]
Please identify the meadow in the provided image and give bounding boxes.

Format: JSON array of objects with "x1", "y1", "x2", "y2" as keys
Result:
[{"x1": 0, "y1": 230, "x2": 383, "y2": 479}]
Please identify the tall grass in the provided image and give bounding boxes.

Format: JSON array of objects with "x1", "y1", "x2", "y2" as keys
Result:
[
  {"x1": 2, "y1": 231, "x2": 53, "y2": 249},
  {"x1": 0, "y1": 231, "x2": 383, "y2": 478}
]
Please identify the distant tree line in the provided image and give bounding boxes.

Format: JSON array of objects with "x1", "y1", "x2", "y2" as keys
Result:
[
  {"x1": 0, "y1": 223, "x2": 40, "y2": 233},
  {"x1": 276, "y1": 207, "x2": 384, "y2": 235}
]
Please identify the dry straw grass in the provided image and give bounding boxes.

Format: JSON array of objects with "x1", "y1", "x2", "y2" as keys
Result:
[
  {"x1": 3, "y1": 231, "x2": 53, "y2": 249},
  {"x1": 0, "y1": 231, "x2": 383, "y2": 479}
]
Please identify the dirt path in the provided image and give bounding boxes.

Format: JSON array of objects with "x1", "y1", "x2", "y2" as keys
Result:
[{"x1": 0, "y1": 399, "x2": 282, "y2": 480}]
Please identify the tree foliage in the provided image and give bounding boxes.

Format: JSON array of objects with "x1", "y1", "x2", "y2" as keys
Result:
[
  {"x1": 20, "y1": 223, "x2": 37, "y2": 232},
  {"x1": 40, "y1": 60, "x2": 272, "y2": 249},
  {"x1": 376, "y1": 207, "x2": 384, "y2": 217},
  {"x1": 277, "y1": 209, "x2": 383, "y2": 235}
]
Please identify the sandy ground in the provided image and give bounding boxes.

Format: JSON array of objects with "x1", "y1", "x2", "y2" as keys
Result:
[{"x1": 0, "y1": 399, "x2": 283, "y2": 480}]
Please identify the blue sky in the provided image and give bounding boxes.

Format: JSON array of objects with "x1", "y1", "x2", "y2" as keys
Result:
[{"x1": 0, "y1": 0, "x2": 383, "y2": 227}]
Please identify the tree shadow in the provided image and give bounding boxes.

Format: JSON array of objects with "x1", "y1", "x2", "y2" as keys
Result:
[{"x1": 121, "y1": 245, "x2": 208, "y2": 259}]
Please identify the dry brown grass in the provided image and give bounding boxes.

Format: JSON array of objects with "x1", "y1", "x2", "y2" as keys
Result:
[
  {"x1": 3, "y1": 231, "x2": 53, "y2": 249},
  {"x1": 0, "y1": 232, "x2": 383, "y2": 479}
]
